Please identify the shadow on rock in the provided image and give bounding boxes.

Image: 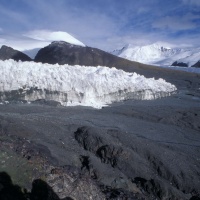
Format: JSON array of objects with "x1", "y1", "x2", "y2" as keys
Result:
[
  {"x1": 0, "y1": 172, "x2": 73, "y2": 200},
  {"x1": 0, "y1": 172, "x2": 27, "y2": 200}
]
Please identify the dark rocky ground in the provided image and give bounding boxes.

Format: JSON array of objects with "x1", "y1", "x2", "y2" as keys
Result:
[
  {"x1": 0, "y1": 57, "x2": 200, "y2": 199},
  {"x1": 0, "y1": 85, "x2": 200, "y2": 199}
]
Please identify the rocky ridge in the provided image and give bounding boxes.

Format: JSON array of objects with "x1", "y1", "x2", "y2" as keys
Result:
[{"x1": 0, "y1": 45, "x2": 32, "y2": 62}]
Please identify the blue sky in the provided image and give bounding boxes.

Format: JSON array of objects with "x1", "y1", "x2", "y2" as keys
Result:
[{"x1": 0, "y1": 0, "x2": 200, "y2": 50}]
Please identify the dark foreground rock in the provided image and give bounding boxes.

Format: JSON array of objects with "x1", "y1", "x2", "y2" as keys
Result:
[
  {"x1": 0, "y1": 133, "x2": 105, "y2": 199},
  {"x1": 0, "y1": 45, "x2": 32, "y2": 61},
  {"x1": 0, "y1": 58, "x2": 200, "y2": 199},
  {"x1": 74, "y1": 126, "x2": 200, "y2": 199},
  {"x1": 0, "y1": 87, "x2": 200, "y2": 199}
]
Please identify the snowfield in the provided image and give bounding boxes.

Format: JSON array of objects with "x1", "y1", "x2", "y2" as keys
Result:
[{"x1": 0, "y1": 60, "x2": 176, "y2": 108}]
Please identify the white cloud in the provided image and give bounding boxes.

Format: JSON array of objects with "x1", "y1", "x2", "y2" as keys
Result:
[
  {"x1": 0, "y1": 1, "x2": 200, "y2": 51},
  {"x1": 0, "y1": 38, "x2": 5, "y2": 43},
  {"x1": 105, "y1": 29, "x2": 200, "y2": 51},
  {"x1": 16, "y1": 0, "x2": 120, "y2": 50},
  {"x1": 182, "y1": 0, "x2": 200, "y2": 6},
  {"x1": 0, "y1": 31, "x2": 54, "y2": 52},
  {"x1": 0, "y1": 5, "x2": 30, "y2": 29},
  {"x1": 137, "y1": 7, "x2": 150, "y2": 14},
  {"x1": 23, "y1": 30, "x2": 85, "y2": 46},
  {"x1": 0, "y1": 29, "x2": 87, "y2": 51},
  {"x1": 153, "y1": 13, "x2": 200, "y2": 31}
]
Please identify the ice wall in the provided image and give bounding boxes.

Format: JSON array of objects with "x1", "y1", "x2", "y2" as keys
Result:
[{"x1": 0, "y1": 60, "x2": 176, "y2": 108}]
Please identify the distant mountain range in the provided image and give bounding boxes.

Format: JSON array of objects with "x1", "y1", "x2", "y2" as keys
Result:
[
  {"x1": 0, "y1": 30, "x2": 199, "y2": 77},
  {"x1": 112, "y1": 42, "x2": 200, "y2": 68},
  {"x1": 0, "y1": 41, "x2": 148, "y2": 73},
  {"x1": 0, "y1": 31, "x2": 143, "y2": 69},
  {"x1": 1, "y1": 37, "x2": 200, "y2": 91}
]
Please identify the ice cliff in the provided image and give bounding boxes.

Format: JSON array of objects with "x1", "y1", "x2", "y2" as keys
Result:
[{"x1": 0, "y1": 60, "x2": 176, "y2": 108}]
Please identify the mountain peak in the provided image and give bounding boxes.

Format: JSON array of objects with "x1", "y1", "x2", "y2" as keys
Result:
[
  {"x1": 24, "y1": 30, "x2": 85, "y2": 47},
  {"x1": 150, "y1": 42, "x2": 171, "y2": 49},
  {"x1": 121, "y1": 42, "x2": 172, "y2": 50},
  {"x1": 50, "y1": 41, "x2": 84, "y2": 47},
  {"x1": 112, "y1": 42, "x2": 200, "y2": 67}
]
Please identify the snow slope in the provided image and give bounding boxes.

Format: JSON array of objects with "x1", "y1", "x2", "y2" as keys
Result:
[
  {"x1": 112, "y1": 42, "x2": 200, "y2": 68},
  {"x1": 174, "y1": 51, "x2": 200, "y2": 67},
  {"x1": 112, "y1": 43, "x2": 173, "y2": 65},
  {"x1": 24, "y1": 30, "x2": 85, "y2": 47},
  {"x1": 0, "y1": 60, "x2": 176, "y2": 108}
]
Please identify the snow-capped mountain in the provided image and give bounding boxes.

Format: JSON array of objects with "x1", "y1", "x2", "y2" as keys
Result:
[
  {"x1": 0, "y1": 30, "x2": 85, "y2": 59},
  {"x1": 112, "y1": 42, "x2": 200, "y2": 68},
  {"x1": 24, "y1": 30, "x2": 85, "y2": 47},
  {"x1": 171, "y1": 51, "x2": 200, "y2": 68},
  {"x1": 0, "y1": 60, "x2": 176, "y2": 108}
]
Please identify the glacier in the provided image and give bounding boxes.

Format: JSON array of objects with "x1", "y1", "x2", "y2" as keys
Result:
[{"x1": 0, "y1": 60, "x2": 176, "y2": 108}]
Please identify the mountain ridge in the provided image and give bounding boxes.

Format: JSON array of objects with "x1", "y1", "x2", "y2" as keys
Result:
[
  {"x1": 34, "y1": 41, "x2": 146, "y2": 69},
  {"x1": 0, "y1": 45, "x2": 32, "y2": 62},
  {"x1": 1, "y1": 42, "x2": 200, "y2": 90},
  {"x1": 112, "y1": 42, "x2": 200, "y2": 68},
  {"x1": 0, "y1": 31, "x2": 85, "y2": 59}
]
